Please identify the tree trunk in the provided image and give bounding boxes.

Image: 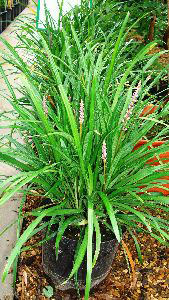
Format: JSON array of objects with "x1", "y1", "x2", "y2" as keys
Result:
[
  {"x1": 167, "y1": 0, "x2": 169, "y2": 49},
  {"x1": 147, "y1": 15, "x2": 156, "y2": 42}
]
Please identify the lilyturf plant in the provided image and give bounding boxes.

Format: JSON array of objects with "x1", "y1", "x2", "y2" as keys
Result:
[{"x1": 0, "y1": 3, "x2": 169, "y2": 299}]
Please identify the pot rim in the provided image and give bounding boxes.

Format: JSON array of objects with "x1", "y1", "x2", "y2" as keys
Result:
[
  {"x1": 43, "y1": 227, "x2": 121, "y2": 244},
  {"x1": 60, "y1": 234, "x2": 118, "y2": 244}
]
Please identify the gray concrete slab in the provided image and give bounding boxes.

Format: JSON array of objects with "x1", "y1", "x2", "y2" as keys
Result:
[{"x1": 0, "y1": 2, "x2": 36, "y2": 299}]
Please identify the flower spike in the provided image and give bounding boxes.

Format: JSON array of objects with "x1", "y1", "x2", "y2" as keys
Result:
[
  {"x1": 123, "y1": 80, "x2": 141, "y2": 130},
  {"x1": 42, "y1": 95, "x2": 48, "y2": 116},
  {"x1": 102, "y1": 140, "x2": 107, "y2": 190},
  {"x1": 79, "y1": 100, "x2": 84, "y2": 138},
  {"x1": 102, "y1": 140, "x2": 107, "y2": 162}
]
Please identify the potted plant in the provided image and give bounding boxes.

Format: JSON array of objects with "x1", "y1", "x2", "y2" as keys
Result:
[
  {"x1": 0, "y1": 6, "x2": 169, "y2": 299},
  {"x1": 0, "y1": 0, "x2": 7, "y2": 32}
]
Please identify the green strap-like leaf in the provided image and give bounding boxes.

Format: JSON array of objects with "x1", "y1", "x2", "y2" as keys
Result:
[
  {"x1": 55, "y1": 216, "x2": 77, "y2": 259},
  {"x1": 114, "y1": 202, "x2": 152, "y2": 232},
  {"x1": 40, "y1": 34, "x2": 86, "y2": 181},
  {"x1": 0, "y1": 167, "x2": 53, "y2": 206},
  {"x1": 85, "y1": 200, "x2": 94, "y2": 300},
  {"x1": 31, "y1": 208, "x2": 83, "y2": 217},
  {"x1": 0, "y1": 152, "x2": 31, "y2": 171},
  {"x1": 111, "y1": 41, "x2": 157, "y2": 113},
  {"x1": 22, "y1": 77, "x2": 61, "y2": 162},
  {"x1": 128, "y1": 230, "x2": 143, "y2": 264},
  {"x1": 63, "y1": 226, "x2": 88, "y2": 284},
  {"x1": 92, "y1": 214, "x2": 101, "y2": 267},
  {"x1": 2, "y1": 209, "x2": 49, "y2": 282},
  {"x1": 104, "y1": 12, "x2": 130, "y2": 94},
  {"x1": 99, "y1": 192, "x2": 121, "y2": 242}
]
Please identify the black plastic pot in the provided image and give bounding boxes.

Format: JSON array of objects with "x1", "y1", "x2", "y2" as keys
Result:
[
  {"x1": 0, "y1": 7, "x2": 6, "y2": 13},
  {"x1": 11, "y1": 5, "x2": 15, "y2": 21},
  {"x1": 0, "y1": 0, "x2": 29, "y2": 33},
  {"x1": 0, "y1": 10, "x2": 7, "y2": 33},
  {"x1": 20, "y1": 3, "x2": 24, "y2": 12},
  {"x1": 18, "y1": 3, "x2": 22, "y2": 14},
  {"x1": 21, "y1": 0, "x2": 27, "y2": 11},
  {"x1": 13, "y1": 3, "x2": 19, "y2": 18},
  {"x1": 43, "y1": 233, "x2": 119, "y2": 290},
  {"x1": 7, "y1": 8, "x2": 12, "y2": 26}
]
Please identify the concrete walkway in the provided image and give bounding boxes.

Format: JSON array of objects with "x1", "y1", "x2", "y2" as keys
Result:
[{"x1": 0, "y1": 2, "x2": 36, "y2": 299}]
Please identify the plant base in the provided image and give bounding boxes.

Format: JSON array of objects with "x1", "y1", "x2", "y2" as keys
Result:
[{"x1": 42, "y1": 234, "x2": 119, "y2": 291}]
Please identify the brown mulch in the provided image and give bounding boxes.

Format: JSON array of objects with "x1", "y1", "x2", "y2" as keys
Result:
[
  {"x1": 127, "y1": 29, "x2": 169, "y2": 66},
  {"x1": 14, "y1": 194, "x2": 169, "y2": 300},
  {"x1": 147, "y1": 47, "x2": 169, "y2": 66}
]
